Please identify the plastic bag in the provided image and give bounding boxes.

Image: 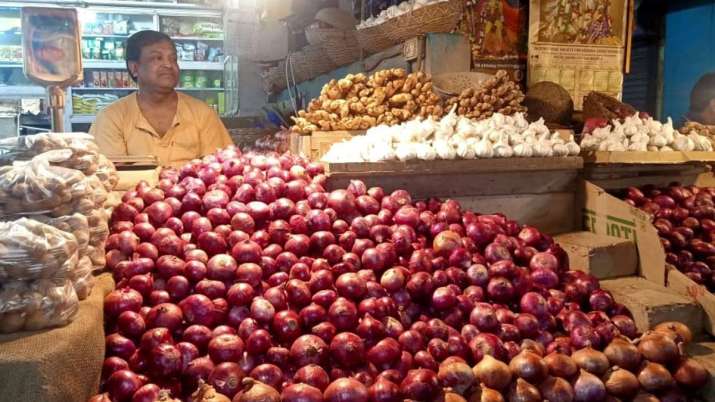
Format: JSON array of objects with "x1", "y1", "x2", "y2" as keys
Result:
[
  {"x1": 72, "y1": 256, "x2": 95, "y2": 300},
  {"x1": 85, "y1": 174, "x2": 109, "y2": 207},
  {"x1": 94, "y1": 155, "x2": 118, "y2": 192},
  {"x1": 87, "y1": 242, "x2": 106, "y2": 271},
  {"x1": 33, "y1": 213, "x2": 90, "y2": 258},
  {"x1": 0, "y1": 132, "x2": 99, "y2": 162},
  {"x1": 87, "y1": 208, "x2": 110, "y2": 246},
  {"x1": 0, "y1": 279, "x2": 79, "y2": 333},
  {"x1": 0, "y1": 156, "x2": 91, "y2": 215},
  {"x1": 0, "y1": 218, "x2": 79, "y2": 282}
]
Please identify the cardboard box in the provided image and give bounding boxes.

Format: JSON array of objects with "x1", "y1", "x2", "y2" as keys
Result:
[
  {"x1": 554, "y1": 231, "x2": 637, "y2": 279},
  {"x1": 685, "y1": 342, "x2": 715, "y2": 399},
  {"x1": 601, "y1": 276, "x2": 703, "y2": 335},
  {"x1": 667, "y1": 266, "x2": 715, "y2": 336},
  {"x1": 581, "y1": 179, "x2": 715, "y2": 336},
  {"x1": 580, "y1": 180, "x2": 666, "y2": 285}
]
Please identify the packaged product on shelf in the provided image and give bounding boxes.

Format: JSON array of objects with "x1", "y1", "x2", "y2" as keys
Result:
[
  {"x1": 181, "y1": 43, "x2": 196, "y2": 61},
  {"x1": 0, "y1": 218, "x2": 78, "y2": 282},
  {"x1": 0, "y1": 279, "x2": 79, "y2": 333},
  {"x1": 195, "y1": 41, "x2": 208, "y2": 61},
  {"x1": 0, "y1": 156, "x2": 92, "y2": 216}
]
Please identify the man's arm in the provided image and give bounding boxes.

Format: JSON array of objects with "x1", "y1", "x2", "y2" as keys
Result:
[
  {"x1": 199, "y1": 108, "x2": 234, "y2": 156},
  {"x1": 90, "y1": 109, "x2": 128, "y2": 157}
]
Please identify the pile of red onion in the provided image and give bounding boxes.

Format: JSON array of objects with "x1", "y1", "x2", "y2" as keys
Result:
[
  {"x1": 623, "y1": 184, "x2": 715, "y2": 290},
  {"x1": 91, "y1": 147, "x2": 708, "y2": 402}
]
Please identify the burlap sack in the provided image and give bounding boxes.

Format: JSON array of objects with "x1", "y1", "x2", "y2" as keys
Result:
[{"x1": 0, "y1": 273, "x2": 114, "y2": 402}]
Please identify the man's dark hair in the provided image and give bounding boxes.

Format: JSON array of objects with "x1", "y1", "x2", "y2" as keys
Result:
[
  {"x1": 690, "y1": 72, "x2": 715, "y2": 114},
  {"x1": 125, "y1": 30, "x2": 174, "y2": 81}
]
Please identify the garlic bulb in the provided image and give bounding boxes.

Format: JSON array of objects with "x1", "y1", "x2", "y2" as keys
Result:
[
  {"x1": 565, "y1": 140, "x2": 581, "y2": 156},
  {"x1": 434, "y1": 140, "x2": 456, "y2": 160},
  {"x1": 493, "y1": 135, "x2": 513, "y2": 158},
  {"x1": 475, "y1": 135, "x2": 494, "y2": 158},
  {"x1": 416, "y1": 143, "x2": 436, "y2": 160},
  {"x1": 513, "y1": 143, "x2": 534, "y2": 157},
  {"x1": 456, "y1": 141, "x2": 476, "y2": 159},
  {"x1": 552, "y1": 143, "x2": 569, "y2": 157}
]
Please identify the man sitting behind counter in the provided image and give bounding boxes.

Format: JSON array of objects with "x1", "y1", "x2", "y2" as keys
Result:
[{"x1": 90, "y1": 30, "x2": 233, "y2": 168}]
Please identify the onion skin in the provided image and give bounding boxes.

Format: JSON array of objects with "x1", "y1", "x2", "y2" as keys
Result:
[
  {"x1": 280, "y1": 383, "x2": 324, "y2": 402},
  {"x1": 638, "y1": 332, "x2": 680, "y2": 365},
  {"x1": 603, "y1": 367, "x2": 639, "y2": 399},
  {"x1": 539, "y1": 376, "x2": 574, "y2": 402},
  {"x1": 437, "y1": 359, "x2": 475, "y2": 394},
  {"x1": 473, "y1": 354, "x2": 512, "y2": 390},
  {"x1": 653, "y1": 321, "x2": 693, "y2": 345},
  {"x1": 507, "y1": 378, "x2": 541, "y2": 402},
  {"x1": 509, "y1": 350, "x2": 547, "y2": 384},
  {"x1": 603, "y1": 338, "x2": 641, "y2": 371},
  {"x1": 234, "y1": 378, "x2": 280, "y2": 402},
  {"x1": 571, "y1": 347, "x2": 609, "y2": 376},
  {"x1": 400, "y1": 369, "x2": 440, "y2": 401},
  {"x1": 637, "y1": 361, "x2": 674, "y2": 393},
  {"x1": 543, "y1": 353, "x2": 577, "y2": 379},
  {"x1": 191, "y1": 380, "x2": 231, "y2": 402},
  {"x1": 324, "y1": 378, "x2": 368, "y2": 402},
  {"x1": 573, "y1": 369, "x2": 606, "y2": 402},
  {"x1": 673, "y1": 358, "x2": 710, "y2": 389},
  {"x1": 468, "y1": 385, "x2": 505, "y2": 402}
]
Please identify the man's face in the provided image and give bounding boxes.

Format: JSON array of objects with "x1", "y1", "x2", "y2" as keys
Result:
[{"x1": 129, "y1": 40, "x2": 179, "y2": 91}]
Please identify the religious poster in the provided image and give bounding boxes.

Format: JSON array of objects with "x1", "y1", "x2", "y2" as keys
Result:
[
  {"x1": 462, "y1": 0, "x2": 528, "y2": 84},
  {"x1": 527, "y1": 0, "x2": 630, "y2": 109}
]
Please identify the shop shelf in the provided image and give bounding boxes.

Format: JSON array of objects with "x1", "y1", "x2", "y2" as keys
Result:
[
  {"x1": 171, "y1": 36, "x2": 224, "y2": 41},
  {"x1": 83, "y1": 60, "x2": 224, "y2": 70},
  {"x1": 0, "y1": 86, "x2": 45, "y2": 98},
  {"x1": 70, "y1": 115, "x2": 96, "y2": 124},
  {"x1": 71, "y1": 87, "x2": 223, "y2": 91}
]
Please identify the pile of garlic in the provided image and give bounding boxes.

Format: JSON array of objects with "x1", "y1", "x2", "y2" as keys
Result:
[
  {"x1": 357, "y1": 0, "x2": 449, "y2": 29},
  {"x1": 322, "y1": 109, "x2": 581, "y2": 163},
  {"x1": 580, "y1": 114, "x2": 713, "y2": 152}
]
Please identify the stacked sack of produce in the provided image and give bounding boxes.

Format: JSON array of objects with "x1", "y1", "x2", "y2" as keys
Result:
[
  {"x1": 0, "y1": 133, "x2": 117, "y2": 332},
  {"x1": 91, "y1": 145, "x2": 709, "y2": 402},
  {"x1": 579, "y1": 114, "x2": 713, "y2": 152},
  {"x1": 322, "y1": 108, "x2": 580, "y2": 162}
]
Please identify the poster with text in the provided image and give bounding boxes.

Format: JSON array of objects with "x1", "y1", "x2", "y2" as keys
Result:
[
  {"x1": 464, "y1": 0, "x2": 528, "y2": 84},
  {"x1": 527, "y1": 0, "x2": 629, "y2": 109}
]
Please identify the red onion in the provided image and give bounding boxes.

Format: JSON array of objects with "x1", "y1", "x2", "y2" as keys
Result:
[
  {"x1": 281, "y1": 383, "x2": 323, "y2": 402},
  {"x1": 325, "y1": 378, "x2": 368, "y2": 402}
]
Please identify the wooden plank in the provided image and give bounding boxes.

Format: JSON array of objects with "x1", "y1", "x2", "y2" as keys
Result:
[
  {"x1": 328, "y1": 157, "x2": 584, "y2": 175},
  {"x1": 310, "y1": 130, "x2": 363, "y2": 161},
  {"x1": 589, "y1": 173, "x2": 701, "y2": 191},
  {"x1": 583, "y1": 151, "x2": 715, "y2": 164},
  {"x1": 328, "y1": 170, "x2": 578, "y2": 198}
]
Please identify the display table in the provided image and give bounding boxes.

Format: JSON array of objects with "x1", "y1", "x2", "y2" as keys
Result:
[
  {"x1": 582, "y1": 151, "x2": 715, "y2": 190},
  {"x1": 326, "y1": 157, "x2": 584, "y2": 235},
  {"x1": 0, "y1": 274, "x2": 113, "y2": 402}
]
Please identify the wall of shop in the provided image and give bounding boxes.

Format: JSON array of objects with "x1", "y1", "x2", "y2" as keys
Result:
[{"x1": 662, "y1": 0, "x2": 715, "y2": 124}]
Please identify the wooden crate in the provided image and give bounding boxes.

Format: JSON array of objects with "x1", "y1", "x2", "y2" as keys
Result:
[
  {"x1": 326, "y1": 157, "x2": 583, "y2": 235},
  {"x1": 582, "y1": 151, "x2": 715, "y2": 191},
  {"x1": 289, "y1": 130, "x2": 364, "y2": 161}
]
